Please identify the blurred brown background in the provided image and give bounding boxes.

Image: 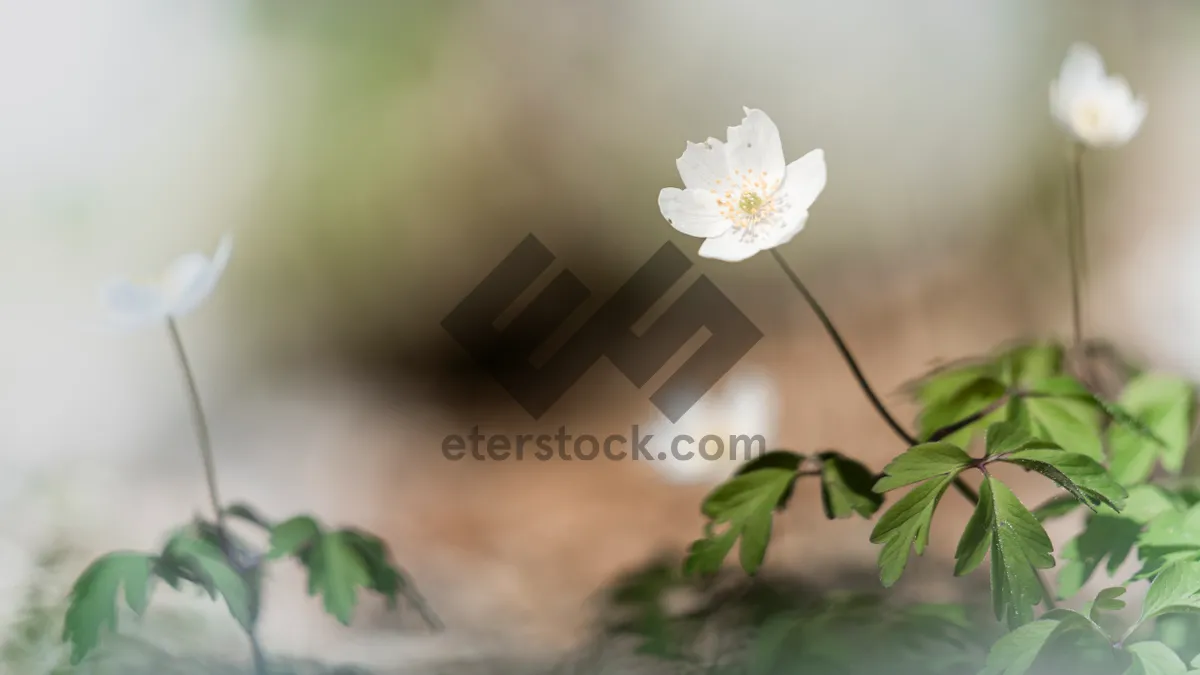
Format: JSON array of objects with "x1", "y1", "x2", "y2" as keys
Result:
[{"x1": 3, "y1": 0, "x2": 1200, "y2": 671}]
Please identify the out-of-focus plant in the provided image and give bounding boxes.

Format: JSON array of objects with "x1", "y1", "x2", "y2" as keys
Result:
[
  {"x1": 61, "y1": 235, "x2": 441, "y2": 674},
  {"x1": 641, "y1": 42, "x2": 1200, "y2": 674}
]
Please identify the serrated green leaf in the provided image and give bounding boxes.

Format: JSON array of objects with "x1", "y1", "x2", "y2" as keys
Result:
[
  {"x1": 1057, "y1": 515, "x2": 1141, "y2": 600},
  {"x1": 267, "y1": 515, "x2": 321, "y2": 559},
  {"x1": 62, "y1": 552, "x2": 156, "y2": 665},
  {"x1": 307, "y1": 530, "x2": 374, "y2": 624},
  {"x1": 984, "y1": 421, "x2": 1056, "y2": 459},
  {"x1": 339, "y1": 529, "x2": 405, "y2": 609},
  {"x1": 1002, "y1": 447, "x2": 1127, "y2": 512},
  {"x1": 1110, "y1": 374, "x2": 1196, "y2": 485},
  {"x1": 1089, "y1": 586, "x2": 1128, "y2": 623},
  {"x1": 159, "y1": 532, "x2": 254, "y2": 631},
  {"x1": 734, "y1": 450, "x2": 804, "y2": 509},
  {"x1": 1125, "y1": 640, "x2": 1189, "y2": 675},
  {"x1": 873, "y1": 443, "x2": 973, "y2": 493},
  {"x1": 1140, "y1": 561, "x2": 1200, "y2": 625},
  {"x1": 998, "y1": 343, "x2": 1064, "y2": 385},
  {"x1": 978, "y1": 617, "x2": 1065, "y2": 675},
  {"x1": 912, "y1": 363, "x2": 1007, "y2": 448},
  {"x1": 1136, "y1": 505, "x2": 1200, "y2": 579},
  {"x1": 817, "y1": 451, "x2": 883, "y2": 519},
  {"x1": 1008, "y1": 394, "x2": 1105, "y2": 462},
  {"x1": 1033, "y1": 494, "x2": 1084, "y2": 522},
  {"x1": 870, "y1": 473, "x2": 958, "y2": 587},
  {"x1": 686, "y1": 468, "x2": 797, "y2": 577},
  {"x1": 977, "y1": 477, "x2": 1056, "y2": 628}
]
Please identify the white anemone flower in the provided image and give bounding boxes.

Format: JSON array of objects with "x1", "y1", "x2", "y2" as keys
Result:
[
  {"x1": 644, "y1": 370, "x2": 779, "y2": 486},
  {"x1": 1050, "y1": 43, "x2": 1147, "y2": 148},
  {"x1": 102, "y1": 234, "x2": 233, "y2": 328},
  {"x1": 659, "y1": 107, "x2": 826, "y2": 263}
]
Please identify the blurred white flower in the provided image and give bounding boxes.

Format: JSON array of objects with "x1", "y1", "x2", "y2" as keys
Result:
[
  {"x1": 102, "y1": 234, "x2": 233, "y2": 328},
  {"x1": 659, "y1": 107, "x2": 826, "y2": 262},
  {"x1": 1050, "y1": 43, "x2": 1147, "y2": 148},
  {"x1": 644, "y1": 370, "x2": 779, "y2": 485}
]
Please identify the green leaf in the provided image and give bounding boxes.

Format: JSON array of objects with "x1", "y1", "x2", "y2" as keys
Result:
[
  {"x1": 959, "y1": 476, "x2": 1055, "y2": 628},
  {"x1": 1138, "y1": 561, "x2": 1200, "y2": 626},
  {"x1": 872, "y1": 443, "x2": 973, "y2": 493},
  {"x1": 1008, "y1": 393, "x2": 1105, "y2": 462},
  {"x1": 1057, "y1": 515, "x2": 1141, "y2": 600},
  {"x1": 817, "y1": 451, "x2": 883, "y2": 519},
  {"x1": 734, "y1": 450, "x2": 804, "y2": 509},
  {"x1": 685, "y1": 468, "x2": 797, "y2": 576},
  {"x1": 307, "y1": 530, "x2": 375, "y2": 624},
  {"x1": 978, "y1": 617, "x2": 1066, "y2": 675},
  {"x1": 264, "y1": 514, "x2": 418, "y2": 626},
  {"x1": 62, "y1": 552, "x2": 156, "y2": 665},
  {"x1": 159, "y1": 531, "x2": 254, "y2": 631},
  {"x1": 338, "y1": 529, "x2": 406, "y2": 609},
  {"x1": 1110, "y1": 374, "x2": 1197, "y2": 485},
  {"x1": 1061, "y1": 485, "x2": 1181, "y2": 594},
  {"x1": 1125, "y1": 641, "x2": 1189, "y2": 675},
  {"x1": 911, "y1": 361, "x2": 1007, "y2": 448},
  {"x1": 984, "y1": 421, "x2": 1055, "y2": 459},
  {"x1": 1089, "y1": 586, "x2": 1128, "y2": 623},
  {"x1": 267, "y1": 515, "x2": 321, "y2": 559},
  {"x1": 1001, "y1": 447, "x2": 1128, "y2": 512},
  {"x1": 224, "y1": 502, "x2": 272, "y2": 530},
  {"x1": 1033, "y1": 494, "x2": 1084, "y2": 522},
  {"x1": 869, "y1": 473, "x2": 958, "y2": 587},
  {"x1": 1136, "y1": 505, "x2": 1200, "y2": 579}
]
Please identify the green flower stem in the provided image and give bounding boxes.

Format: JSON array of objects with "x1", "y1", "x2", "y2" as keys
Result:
[
  {"x1": 166, "y1": 318, "x2": 270, "y2": 675},
  {"x1": 769, "y1": 250, "x2": 1057, "y2": 609},
  {"x1": 166, "y1": 318, "x2": 226, "y2": 533},
  {"x1": 1065, "y1": 143, "x2": 1088, "y2": 347}
]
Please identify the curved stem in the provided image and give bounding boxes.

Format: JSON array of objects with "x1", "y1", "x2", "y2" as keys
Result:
[
  {"x1": 769, "y1": 250, "x2": 1058, "y2": 607},
  {"x1": 166, "y1": 319, "x2": 272, "y2": 672},
  {"x1": 769, "y1": 250, "x2": 916, "y2": 445},
  {"x1": 166, "y1": 318, "x2": 226, "y2": 532}
]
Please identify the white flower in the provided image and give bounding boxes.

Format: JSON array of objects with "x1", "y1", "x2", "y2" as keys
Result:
[
  {"x1": 644, "y1": 369, "x2": 779, "y2": 485},
  {"x1": 1050, "y1": 43, "x2": 1147, "y2": 148},
  {"x1": 658, "y1": 107, "x2": 826, "y2": 263},
  {"x1": 102, "y1": 234, "x2": 233, "y2": 328}
]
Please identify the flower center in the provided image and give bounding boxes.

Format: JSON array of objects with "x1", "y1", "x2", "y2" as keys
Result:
[
  {"x1": 713, "y1": 169, "x2": 784, "y2": 240},
  {"x1": 738, "y1": 191, "x2": 764, "y2": 215},
  {"x1": 1072, "y1": 99, "x2": 1107, "y2": 136}
]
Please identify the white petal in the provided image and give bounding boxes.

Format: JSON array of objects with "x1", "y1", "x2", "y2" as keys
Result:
[
  {"x1": 659, "y1": 188, "x2": 731, "y2": 239},
  {"x1": 101, "y1": 280, "x2": 167, "y2": 328},
  {"x1": 161, "y1": 234, "x2": 234, "y2": 317},
  {"x1": 676, "y1": 140, "x2": 731, "y2": 191},
  {"x1": 697, "y1": 231, "x2": 762, "y2": 262},
  {"x1": 725, "y1": 108, "x2": 786, "y2": 184},
  {"x1": 1055, "y1": 43, "x2": 1107, "y2": 103},
  {"x1": 761, "y1": 211, "x2": 810, "y2": 250},
  {"x1": 781, "y1": 149, "x2": 827, "y2": 213}
]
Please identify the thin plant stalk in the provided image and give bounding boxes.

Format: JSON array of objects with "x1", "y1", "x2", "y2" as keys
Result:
[
  {"x1": 1065, "y1": 143, "x2": 1088, "y2": 348},
  {"x1": 166, "y1": 318, "x2": 269, "y2": 675},
  {"x1": 768, "y1": 249, "x2": 1057, "y2": 609},
  {"x1": 166, "y1": 318, "x2": 226, "y2": 532}
]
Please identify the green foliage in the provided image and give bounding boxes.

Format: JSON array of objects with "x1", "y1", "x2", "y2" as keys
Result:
[
  {"x1": 266, "y1": 515, "x2": 412, "y2": 624},
  {"x1": 957, "y1": 476, "x2": 1056, "y2": 628},
  {"x1": 685, "y1": 465, "x2": 799, "y2": 577},
  {"x1": 1109, "y1": 373, "x2": 1197, "y2": 485},
  {"x1": 816, "y1": 451, "x2": 883, "y2": 519},
  {"x1": 61, "y1": 552, "x2": 155, "y2": 665},
  {"x1": 61, "y1": 511, "x2": 432, "y2": 668}
]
